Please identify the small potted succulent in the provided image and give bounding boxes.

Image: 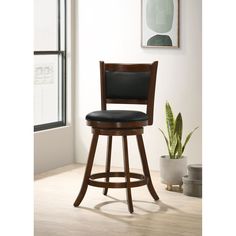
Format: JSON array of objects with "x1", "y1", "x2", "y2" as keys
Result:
[{"x1": 159, "y1": 102, "x2": 198, "y2": 191}]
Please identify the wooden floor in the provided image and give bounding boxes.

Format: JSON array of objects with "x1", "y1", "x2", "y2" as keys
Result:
[{"x1": 34, "y1": 164, "x2": 202, "y2": 236}]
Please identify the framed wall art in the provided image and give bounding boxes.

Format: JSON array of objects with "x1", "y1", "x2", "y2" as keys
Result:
[{"x1": 141, "y1": 0, "x2": 179, "y2": 48}]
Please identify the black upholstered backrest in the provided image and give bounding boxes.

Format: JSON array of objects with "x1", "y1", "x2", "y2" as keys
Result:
[
  {"x1": 105, "y1": 71, "x2": 150, "y2": 100},
  {"x1": 100, "y1": 61, "x2": 158, "y2": 125}
]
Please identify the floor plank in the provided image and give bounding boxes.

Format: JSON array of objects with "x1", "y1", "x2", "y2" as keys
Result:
[{"x1": 34, "y1": 164, "x2": 202, "y2": 236}]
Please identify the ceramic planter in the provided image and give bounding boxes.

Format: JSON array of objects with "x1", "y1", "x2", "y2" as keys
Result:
[
  {"x1": 187, "y1": 164, "x2": 202, "y2": 180},
  {"x1": 182, "y1": 176, "x2": 202, "y2": 197},
  {"x1": 160, "y1": 155, "x2": 187, "y2": 190},
  {"x1": 182, "y1": 164, "x2": 202, "y2": 198}
]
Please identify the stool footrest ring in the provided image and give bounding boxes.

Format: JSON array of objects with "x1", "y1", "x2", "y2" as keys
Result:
[{"x1": 88, "y1": 171, "x2": 147, "y2": 188}]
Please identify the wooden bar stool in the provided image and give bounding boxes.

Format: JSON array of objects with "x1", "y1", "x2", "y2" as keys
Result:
[{"x1": 74, "y1": 61, "x2": 159, "y2": 213}]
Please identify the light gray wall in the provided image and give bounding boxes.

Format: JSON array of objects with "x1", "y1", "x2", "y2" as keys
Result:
[{"x1": 75, "y1": 0, "x2": 202, "y2": 171}]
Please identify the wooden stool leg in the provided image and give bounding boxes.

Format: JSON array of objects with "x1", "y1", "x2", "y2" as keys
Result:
[
  {"x1": 103, "y1": 136, "x2": 112, "y2": 195},
  {"x1": 122, "y1": 136, "x2": 134, "y2": 213},
  {"x1": 73, "y1": 134, "x2": 99, "y2": 207},
  {"x1": 136, "y1": 134, "x2": 159, "y2": 201}
]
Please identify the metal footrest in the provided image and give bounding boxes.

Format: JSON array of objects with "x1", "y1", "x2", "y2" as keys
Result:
[{"x1": 88, "y1": 171, "x2": 147, "y2": 188}]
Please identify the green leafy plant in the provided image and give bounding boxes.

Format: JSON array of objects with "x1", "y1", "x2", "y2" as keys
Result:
[{"x1": 159, "y1": 102, "x2": 198, "y2": 159}]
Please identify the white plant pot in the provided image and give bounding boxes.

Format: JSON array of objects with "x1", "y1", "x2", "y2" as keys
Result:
[{"x1": 160, "y1": 155, "x2": 187, "y2": 187}]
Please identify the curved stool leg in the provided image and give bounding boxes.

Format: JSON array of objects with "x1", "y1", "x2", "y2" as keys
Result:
[
  {"x1": 74, "y1": 134, "x2": 99, "y2": 207},
  {"x1": 136, "y1": 135, "x2": 159, "y2": 201},
  {"x1": 122, "y1": 136, "x2": 134, "y2": 213},
  {"x1": 103, "y1": 136, "x2": 112, "y2": 195}
]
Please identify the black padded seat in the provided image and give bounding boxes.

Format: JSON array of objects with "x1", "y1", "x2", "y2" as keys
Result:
[{"x1": 86, "y1": 110, "x2": 148, "y2": 122}]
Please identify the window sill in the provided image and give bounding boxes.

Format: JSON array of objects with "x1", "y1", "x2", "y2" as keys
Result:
[{"x1": 34, "y1": 124, "x2": 72, "y2": 133}]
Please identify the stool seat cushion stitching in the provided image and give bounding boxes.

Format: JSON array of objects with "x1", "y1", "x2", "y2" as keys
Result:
[{"x1": 86, "y1": 110, "x2": 148, "y2": 122}]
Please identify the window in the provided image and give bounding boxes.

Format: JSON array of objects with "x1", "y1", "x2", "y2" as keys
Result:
[{"x1": 34, "y1": 0, "x2": 66, "y2": 131}]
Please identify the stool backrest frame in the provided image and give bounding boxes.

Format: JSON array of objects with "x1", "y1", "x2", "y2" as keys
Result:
[{"x1": 100, "y1": 61, "x2": 158, "y2": 125}]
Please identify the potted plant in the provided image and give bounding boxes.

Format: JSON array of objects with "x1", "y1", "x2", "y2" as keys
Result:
[{"x1": 159, "y1": 102, "x2": 198, "y2": 191}]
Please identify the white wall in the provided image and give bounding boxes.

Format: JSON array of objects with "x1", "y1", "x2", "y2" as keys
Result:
[
  {"x1": 34, "y1": 0, "x2": 76, "y2": 174},
  {"x1": 75, "y1": 0, "x2": 202, "y2": 171},
  {"x1": 34, "y1": 127, "x2": 74, "y2": 174}
]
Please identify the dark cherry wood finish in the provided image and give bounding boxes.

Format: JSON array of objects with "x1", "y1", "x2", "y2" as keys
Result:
[
  {"x1": 122, "y1": 135, "x2": 134, "y2": 213},
  {"x1": 103, "y1": 136, "x2": 112, "y2": 195},
  {"x1": 74, "y1": 61, "x2": 159, "y2": 213},
  {"x1": 136, "y1": 135, "x2": 159, "y2": 200},
  {"x1": 100, "y1": 61, "x2": 158, "y2": 125},
  {"x1": 89, "y1": 172, "x2": 147, "y2": 188},
  {"x1": 87, "y1": 120, "x2": 148, "y2": 129},
  {"x1": 73, "y1": 134, "x2": 99, "y2": 207}
]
